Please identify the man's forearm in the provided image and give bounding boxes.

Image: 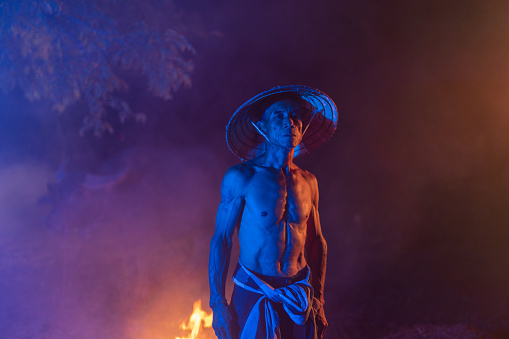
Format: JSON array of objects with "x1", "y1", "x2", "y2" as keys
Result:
[
  {"x1": 208, "y1": 234, "x2": 232, "y2": 304},
  {"x1": 308, "y1": 235, "x2": 327, "y2": 304}
]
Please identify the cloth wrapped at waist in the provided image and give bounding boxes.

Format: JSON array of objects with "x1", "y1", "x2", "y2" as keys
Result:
[{"x1": 232, "y1": 263, "x2": 314, "y2": 339}]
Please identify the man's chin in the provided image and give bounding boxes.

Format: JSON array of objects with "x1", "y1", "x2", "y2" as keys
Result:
[
  {"x1": 273, "y1": 136, "x2": 301, "y2": 149},
  {"x1": 291, "y1": 137, "x2": 302, "y2": 148},
  {"x1": 284, "y1": 143, "x2": 301, "y2": 151},
  {"x1": 274, "y1": 143, "x2": 296, "y2": 151}
]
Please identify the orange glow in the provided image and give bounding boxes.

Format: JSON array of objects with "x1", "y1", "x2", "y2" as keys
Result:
[{"x1": 176, "y1": 299, "x2": 213, "y2": 339}]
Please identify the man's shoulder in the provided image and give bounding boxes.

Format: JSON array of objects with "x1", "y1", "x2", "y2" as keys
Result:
[
  {"x1": 222, "y1": 162, "x2": 256, "y2": 186},
  {"x1": 294, "y1": 165, "x2": 317, "y2": 183},
  {"x1": 294, "y1": 166, "x2": 319, "y2": 197}
]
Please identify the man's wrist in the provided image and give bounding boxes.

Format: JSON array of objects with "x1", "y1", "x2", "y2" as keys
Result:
[
  {"x1": 314, "y1": 293, "x2": 324, "y2": 305},
  {"x1": 312, "y1": 296, "x2": 324, "y2": 310}
]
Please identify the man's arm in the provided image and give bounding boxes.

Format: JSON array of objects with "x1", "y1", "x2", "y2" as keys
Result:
[
  {"x1": 208, "y1": 166, "x2": 248, "y2": 339},
  {"x1": 305, "y1": 174, "x2": 328, "y2": 338}
]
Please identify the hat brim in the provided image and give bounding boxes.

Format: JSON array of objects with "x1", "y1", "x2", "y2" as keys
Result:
[{"x1": 226, "y1": 85, "x2": 338, "y2": 160}]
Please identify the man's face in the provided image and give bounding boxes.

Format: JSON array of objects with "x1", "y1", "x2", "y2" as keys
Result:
[{"x1": 259, "y1": 99, "x2": 303, "y2": 149}]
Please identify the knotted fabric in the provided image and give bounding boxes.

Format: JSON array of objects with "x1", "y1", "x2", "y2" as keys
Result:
[{"x1": 233, "y1": 263, "x2": 313, "y2": 339}]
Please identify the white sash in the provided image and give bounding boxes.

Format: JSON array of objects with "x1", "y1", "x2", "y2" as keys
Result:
[{"x1": 233, "y1": 263, "x2": 312, "y2": 339}]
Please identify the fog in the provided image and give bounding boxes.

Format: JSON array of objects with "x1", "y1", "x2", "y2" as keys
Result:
[{"x1": 1, "y1": 0, "x2": 509, "y2": 338}]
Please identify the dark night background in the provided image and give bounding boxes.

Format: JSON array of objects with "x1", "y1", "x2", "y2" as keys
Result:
[{"x1": 1, "y1": 0, "x2": 508, "y2": 338}]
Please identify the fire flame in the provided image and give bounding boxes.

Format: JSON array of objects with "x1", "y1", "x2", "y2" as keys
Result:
[{"x1": 175, "y1": 299, "x2": 213, "y2": 339}]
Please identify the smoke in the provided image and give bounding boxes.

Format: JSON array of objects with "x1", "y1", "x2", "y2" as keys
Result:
[
  {"x1": 0, "y1": 148, "x2": 222, "y2": 339},
  {"x1": 2, "y1": 0, "x2": 509, "y2": 338}
]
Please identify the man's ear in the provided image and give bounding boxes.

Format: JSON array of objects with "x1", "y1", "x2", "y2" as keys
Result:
[
  {"x1": 255, "y1": 121, "x2": 265, "y2": 133},
  {"x1": 250, "y1": 120, "x2": 269, "y2": 141}
]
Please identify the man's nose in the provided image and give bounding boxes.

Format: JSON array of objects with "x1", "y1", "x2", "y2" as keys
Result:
[{"x1": 282, "y1": 116, "x2": 295, "y2": 128}]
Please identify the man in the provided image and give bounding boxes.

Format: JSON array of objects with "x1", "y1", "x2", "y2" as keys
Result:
[{"x1": 209, "y1": 85, "x2": 338, "y2": 339}]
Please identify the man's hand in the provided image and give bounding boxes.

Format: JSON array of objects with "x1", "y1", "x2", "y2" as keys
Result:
[
  {"x1": 313, "y1": 298, "x2": 328, "y2": 338},
  {"x1": 211, "y1": 302, "x2": 234, "y2": 339}
]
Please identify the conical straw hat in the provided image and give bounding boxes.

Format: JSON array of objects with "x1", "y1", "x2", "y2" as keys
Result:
[{"x1": 226, "y1": 85, "x2": 338, "y2": 160}]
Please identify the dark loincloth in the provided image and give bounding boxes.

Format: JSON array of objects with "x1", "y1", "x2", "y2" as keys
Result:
[{"x1": 229, "y1": 263, "x2": 317, "y2": 339}]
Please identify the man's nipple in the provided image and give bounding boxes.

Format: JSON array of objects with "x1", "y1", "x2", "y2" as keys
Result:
[{"x1": 261, "y1": 211, "x2": 268, "y2": 217}]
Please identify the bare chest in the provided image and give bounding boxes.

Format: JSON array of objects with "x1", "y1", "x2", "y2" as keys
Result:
[{"x1": 244, "y1": 170, "x2": 312, "y2": 225}]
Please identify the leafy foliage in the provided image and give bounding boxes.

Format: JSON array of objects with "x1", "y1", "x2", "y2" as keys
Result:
[{"x1": 0, "y1": 0, "x2": 195, "y2": 136}]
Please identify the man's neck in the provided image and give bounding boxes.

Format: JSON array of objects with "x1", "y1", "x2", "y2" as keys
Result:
[{"x1": 261, "y1": 145, "x2": 295, "y2": 173}]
